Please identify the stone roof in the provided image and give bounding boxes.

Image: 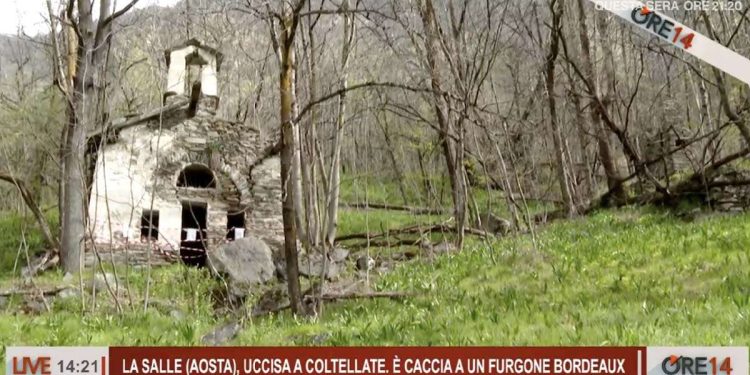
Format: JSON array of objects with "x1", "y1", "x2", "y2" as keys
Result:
[
  {"x1": 87, "y1": 98, "x2": 258, "y2": 143},
  {"x1": 87, "y1": 97, "x2": 190, "y2": 140}
]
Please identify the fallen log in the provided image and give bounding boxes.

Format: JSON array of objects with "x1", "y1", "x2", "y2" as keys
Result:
[
  {"x1": 703, "y1": 179, "x2": 750, "y2": 189},
  {"x1": 339, "y1": 202, "x2": 447, "y2": 215},
  {"x1": 335, "y1": 223, "x2": 491, "y2": 243},
  {"x1": 312, "y1": 291, "x2": 415, "y2": 302},
  {"x1": 21, "y1": 250, "x2": 59, "y2": 278},
  {"x1": 0, "y1": 285, "x2": 69, "y2": 297},
  {"x1": 346, "y1": 239, "x2": 422, "y2": 249},
  {"x1": 637, "y1": 148, "x2": 750, "y2": 207},
  {"x1": 579, "y1": 125, "x2": 742, "y2": 210},
  {"x1": 568, "y1": 147, "x2": 750, "y2": 216},
  {"x1": 251, "y1": 302, "x2": 290, "y2": 318},
  {"x1": 251, "y1": 292, "x2": 415, "y2": 319}
]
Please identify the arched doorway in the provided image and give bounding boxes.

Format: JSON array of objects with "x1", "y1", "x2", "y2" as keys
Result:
[{"x1": 176, "y1": 164, "x2": 215, "y2": 266}]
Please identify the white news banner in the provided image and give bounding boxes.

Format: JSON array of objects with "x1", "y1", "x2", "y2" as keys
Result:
[{"x1": 586, "y1": 0, "x2": 750, "y2": 86}]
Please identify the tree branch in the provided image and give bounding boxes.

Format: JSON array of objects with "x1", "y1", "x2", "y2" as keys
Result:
[{"x1": 0, "y1": 173, "x2": 60, "y2": 251}]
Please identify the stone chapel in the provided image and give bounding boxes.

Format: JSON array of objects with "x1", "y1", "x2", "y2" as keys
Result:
[{"x1": 87, "y1": 39, "x2": 283, "y2": 266}]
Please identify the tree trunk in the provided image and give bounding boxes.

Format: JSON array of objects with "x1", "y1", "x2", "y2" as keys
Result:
[
  {"x1": 324, "y1": 0, "x2": 354, "y2": 247},
  {"x1": 57, "y1": 0, "x2": 134, "y2": 273},
  {"x1": 376, "y1": 114, "x2": 409, "y2": 205},
  {"x1": 700, "y1": 11, "x2": 750, "y2": 147},
  {"x1": 60, "y1": 0, "x2": 98, "y2": 274},
  {"x1": 578, "y1": 0, "x2": 627, "y2": 204},
  {"x1": 279, "y1": 9, "x2": 303, "y2": 315},
  {"x1": 301, "y1": 8, "x2": 320, "y2": 248},
  {"x1": 291, "y1": 74, "x2": 308, "y2": 249},
  {"x1": 60, "y1": 101, "x2": 88, "y2": 273},
  {"x1": 418, "y1": 0, "x2": 467, "y2": 248},
  {"x1": 575, "y1": 0, "x2": 627, "y2": 205},
  {"x1": 567, "y1": 79, "x2": 594, "y2": 202},
  {"x1": 545, "y1": 0, "x2": 576, "y2": 217}
]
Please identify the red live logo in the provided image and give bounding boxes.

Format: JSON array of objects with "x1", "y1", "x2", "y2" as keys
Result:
[{"x1": 11, "y1": 356, "x2": 52, "y2": 375}]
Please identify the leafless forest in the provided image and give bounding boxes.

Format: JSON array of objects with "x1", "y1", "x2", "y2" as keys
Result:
[{"x1": 1, "y1": 0, "x2": 750, "y2": 314}]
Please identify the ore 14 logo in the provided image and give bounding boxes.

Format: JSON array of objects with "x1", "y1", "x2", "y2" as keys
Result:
[
  {"x1": 631, "y1": 6, "x2": 695, "y2": 50},
  {"x1": 662, "y1": 355, "x2": 733, "y2": 375}
]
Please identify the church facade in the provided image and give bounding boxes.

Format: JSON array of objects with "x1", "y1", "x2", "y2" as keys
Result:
[{"x1": 87, "y1": 39, "x2": 283, "y2": 266}]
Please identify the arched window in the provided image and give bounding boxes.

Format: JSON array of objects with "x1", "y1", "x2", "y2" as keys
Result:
[{"x1": 177, "y1": 164, "x2": 216, "y2": 188}]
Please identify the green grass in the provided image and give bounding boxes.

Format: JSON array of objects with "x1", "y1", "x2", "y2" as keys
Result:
[
  {"x1": 340, "y1": 174, "x2": 449, "y2": 206},
  {"x1": 0, "y1": 212, "x2": 55, "y2": 277},
  {"x1": 235, "y1": 207, "x2": 750, "y2": 345},
  {"x1": 0, "y1": 206, "x2": 748, "y2": 346},
  {"x1": 340, "y1": 174, "x2": 555, "y2": 222},
  {"x1": 0, "y1": 265, "x2": 219, "y2": 346},
  {"x1": 336, "y1": 209, "x2": 446, "y2": 237}
]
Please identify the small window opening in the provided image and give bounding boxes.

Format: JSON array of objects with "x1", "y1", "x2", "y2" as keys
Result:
[
  {"x1": 140, "y1": 210, "x2": 160, "y2": 242},
  {"x1": 177, "y1": 164, "x2": 216, "y2": 188},
  {"x1": 226, "y1": 211, "x2": 245, "y2": 240}
]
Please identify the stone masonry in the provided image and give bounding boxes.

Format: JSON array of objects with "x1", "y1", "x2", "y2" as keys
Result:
[{"x1": 86, "y1": 39, "x2": 283, "y2": 266}]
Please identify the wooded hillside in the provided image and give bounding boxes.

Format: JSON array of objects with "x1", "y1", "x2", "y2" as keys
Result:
[{"x1": 0, "y1": 0, "x2": 749, "y2": 345}]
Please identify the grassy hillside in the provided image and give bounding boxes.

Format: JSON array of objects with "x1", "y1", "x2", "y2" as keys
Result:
[{"x1": 0, "y1": 205, "x2": 748, "y2": 347}]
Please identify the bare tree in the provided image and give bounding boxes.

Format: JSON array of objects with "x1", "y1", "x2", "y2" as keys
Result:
[
  {"x1": 417, "y1": 0, "x2": 469, "y2": 247},
  {"x1": 267, "y1": 0, "x2": 308, "y2": 314},
  {"x1": 53, "y1": 0, "x2": 139, "y2": 273},
  {"x1": 544, "y1": 0, "x2": 576, "y2": 217},
  {"x1": 323, "y1": 0, "x2": 355, "y2": 248},
  {"x1": 574, "y1": 0, "x2": 627, "y2": 205}
]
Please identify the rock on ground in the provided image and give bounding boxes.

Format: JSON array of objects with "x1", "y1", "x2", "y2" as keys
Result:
[
  {"x1": 252, "y1": 284, "x2": 290, "y2": 317},
  {"x1": 22, "y1": 298, "x2": 48, "y2": 315},
  {"x1": 330, "y1": 247, "x2": 350, "y2": 263},
  {"x1": 418, "y1": 239, "x2": 433, "y2": 250},
  {"x1": 86, "y1": 272, "x2": 118, "y2": 293},
  {"x1": 356, "y1": 255, "x2": 375, "y2": 271},
  {"x1": 201, "y1": 321, "x2": 241, "y2": 345},
  {"x1": 477, "y1": 212, "x2": 512, "y2": 235},
  {"x1": 207, "y1": 236, "x2": 275, "y2": 296},
  {"x1": 431, "y1": 241, "x2": 458, "y2": 254},
  {"x1": 57, "y1": 287, "x2": 79, "y2": 300},
  {"x1": 298, "y1": 252, "x2": 341, "y2": 280},
  {"x1": 170, "y1": 309, "x2": 186, "y2": 320}
]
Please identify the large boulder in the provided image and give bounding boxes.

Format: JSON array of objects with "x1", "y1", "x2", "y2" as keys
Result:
[
  {"x1": 330, "y1": 247, "x2": 350, "y2": 263},
  {"x1": 208, "y1": 237, "x2": 275, "y2": 295},
  {"x1": 298, "y1": 251, "x2": 341, "y2": 280}
]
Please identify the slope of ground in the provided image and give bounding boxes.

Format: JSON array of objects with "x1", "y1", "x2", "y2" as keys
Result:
[{"x1": 0, "y1": 206, "x2": 747, "y2": 347}]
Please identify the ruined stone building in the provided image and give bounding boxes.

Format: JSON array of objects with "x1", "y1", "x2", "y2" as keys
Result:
[{"x1": 87, "y1": 39, "x2": 283, "y2": 266}]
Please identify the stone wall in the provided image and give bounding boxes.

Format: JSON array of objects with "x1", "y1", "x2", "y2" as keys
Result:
[
  {"x1": 87, "y1": 100, "x2": 283, "y2": 265},
  {"x1": 84, "y1": 243, "x2": 176, "y2": 267},
  {"x1": 247, "y1": 156, "x2": 284, "y2": 252}
]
